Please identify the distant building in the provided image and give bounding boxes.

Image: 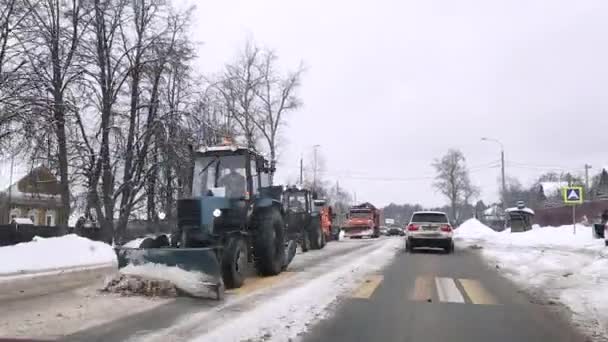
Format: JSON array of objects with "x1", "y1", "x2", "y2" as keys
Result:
[
  {"x1": 0, "y1": 166, "x2": 64, "y2": 226},
  {"x1": 595, "y1": 168, "x2": 608, "y2": 199}
]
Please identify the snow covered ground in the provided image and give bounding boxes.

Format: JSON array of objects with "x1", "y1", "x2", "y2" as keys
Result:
[
  {"x1": 455, "y1": 219, "x2": 608, "y2": 339},
  {"x1": 0, "y1": 234, "x2": 117, "y2": 276}
]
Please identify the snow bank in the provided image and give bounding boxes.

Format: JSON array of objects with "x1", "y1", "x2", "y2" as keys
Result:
[
  {"x1": 120, "y1": 264, "x2": 219, "y2": 299},
  {"x1": 500, "y1": 224, "x2": 599, "y2": 249},
  {"x1": 191, "y1": 238, "x2": 402, "y2": 342},
  {"x1": 0, "y1": 234, "x2": 116, "y2": 275},
  {"x1": 456, "y1": 219, "x2": 601, "y2": 249}
]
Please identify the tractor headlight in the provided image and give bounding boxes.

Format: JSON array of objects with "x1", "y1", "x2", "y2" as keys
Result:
[{"x1": 213, "y1": 209, "x2": 222, "y2": 218}]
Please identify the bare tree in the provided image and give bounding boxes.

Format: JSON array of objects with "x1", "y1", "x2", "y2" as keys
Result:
[
  {"x1": 215, "y1": 42, "x2": 264, "y2": 148},
  {"x1": 432, "y1": 149, "x2": 476, "y2": 224},
  {"x1": 79, "y1": 0, "x2": 130, "y2": 242},
  {"x1": 17, "y1": 0, "x2": 91, "y2": 228},
  {"x1": 0, "y1": 0, "x2": 30, "y2": 151},
  {"x1": 251, "y1": 49, "x2": 303, "y2": 183}
]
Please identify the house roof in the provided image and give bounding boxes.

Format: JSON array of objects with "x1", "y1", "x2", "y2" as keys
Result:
[
  {"x1": 540, "y1": 181, "x2": 569, "y2": 196},
  {"x1": 505, "y1": 207, "x2": 535, "y2": 215},
  {"x1": 12, "y1": 217, "x2": 34, "y2": 225}
]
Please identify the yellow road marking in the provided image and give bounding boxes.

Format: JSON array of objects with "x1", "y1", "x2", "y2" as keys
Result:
[
  {"x1": 459, "y1": 278, "x2": 499, "y2": 305},
  {"x1": 228, "y1": 272, "x2": 295, "y2": 296},
  {"x1": 351, "y1": 275, "x2": 383, "y2": 299},
  {"x1": 410, "y1": 276, "x2": 433, "y2": 302}
]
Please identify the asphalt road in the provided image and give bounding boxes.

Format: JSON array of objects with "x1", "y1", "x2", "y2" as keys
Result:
[{"x1": 302, "y1": 244, "x2": 589, "y2": 342}]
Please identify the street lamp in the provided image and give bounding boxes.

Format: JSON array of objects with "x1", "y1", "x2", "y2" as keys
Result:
[{"x1": 481, "y1": 137, "x2": 506, "y2": 205}]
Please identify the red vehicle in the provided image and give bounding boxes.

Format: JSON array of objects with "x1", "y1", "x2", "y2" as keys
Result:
[{"x1": 342, "y1": 202, "x2": 380, "y2": 238}]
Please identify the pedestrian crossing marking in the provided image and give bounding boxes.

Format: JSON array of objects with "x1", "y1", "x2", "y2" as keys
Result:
[
  {"x1": 408, "y1": 276, "x2": 499, "y2": 305},
  {"x1": 351, "y1": 275, "x2": 383, "y2": 299},
  {"x1": 229, "y1": 272, "x2": 295, "y2": 296},
  {"x1": 411, "y1": 276, "x2": 433, "y2": 302},
  {"x1": 435, "y1": 277, "x2": 465, "y2": 303},
  {"x1": 459, "y1": 278, "x2": 499, "y2": 305}
]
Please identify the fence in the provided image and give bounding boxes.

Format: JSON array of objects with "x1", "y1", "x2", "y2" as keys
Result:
[
  {"x1": 0, "y1": 220, "x2": 176, "y2": 247},
  {"x1": 534, "y1": 200, "x2": 608, "y2": 227},
  {"x1": 0, "y1": 224, "x2": 65, "y2": 246}
]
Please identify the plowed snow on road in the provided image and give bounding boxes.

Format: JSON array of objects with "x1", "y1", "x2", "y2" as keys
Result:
[{"x1": 132, "y1": 237, "x2": 403, "y2": 342}]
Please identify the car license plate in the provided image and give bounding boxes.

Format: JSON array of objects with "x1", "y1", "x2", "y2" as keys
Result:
[{"x1": 423, "y1": 226, "x2": 435, "y2": 231}]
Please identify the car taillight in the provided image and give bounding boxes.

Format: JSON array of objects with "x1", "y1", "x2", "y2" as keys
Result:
[
  {"x1": 440, "y1": 224, "x2": 452, "y2": 232},
  {"x1": 407, "y1": 224, "x2": 419, "y2": 231}
]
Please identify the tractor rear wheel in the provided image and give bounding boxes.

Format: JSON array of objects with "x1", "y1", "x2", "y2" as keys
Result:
[
  {"x1": 222, "y1": 236, "x2": 247, "y2": 289},
  {"x1": 254, "y1": 208, "x2": 286, "y2": 276}
]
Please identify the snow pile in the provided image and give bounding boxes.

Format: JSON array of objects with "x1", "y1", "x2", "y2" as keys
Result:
[
  {"x1": 117, "y1": 264, "x2": 220, "y2": 299},
  {"x1": 103, "y1": 273, "x2": 179, "y2": 297},
  {"x1": 454, "y1": 218, "x2": 498, "y2": 239},
  {"x1": 0, "y1": 234, "x2": 116, "y2": 275},
  {"x1": 192, "y1": 238, "x2": 402, "y2": 342}
]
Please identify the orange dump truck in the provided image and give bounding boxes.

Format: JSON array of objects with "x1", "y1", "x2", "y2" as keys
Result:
[{"x1": 341, "y1": 202, "x2": 380, "y2": 238}]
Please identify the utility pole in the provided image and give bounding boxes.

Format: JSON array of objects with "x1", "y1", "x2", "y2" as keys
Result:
[
  {"x1": 7, "y1": 155, "x2": 14, "y2": 220},
  {"x1": 501, "y1": 149, "x2": 506, "y2": 204},
  {"x1": 584, "y1": 164, "x2": 592, "y2": 192},
  {"x1": 482, "y1": 137, "x2": 506, "y2": 206},
  {"x1": 313, "y1": 145, "x2": 320, "y2": 192}
]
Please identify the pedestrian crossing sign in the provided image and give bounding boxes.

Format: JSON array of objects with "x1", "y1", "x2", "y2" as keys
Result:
[{"x1": 562, "y1": 186, "x2": 583, "y2": 204}]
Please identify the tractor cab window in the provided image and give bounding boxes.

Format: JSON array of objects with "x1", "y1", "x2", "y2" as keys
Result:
[
  {"x1": 193, "y1": 155, "x2": 247, "y2": 199},
  {"x1": 286, "y1": 193, "x2": 306, "y2": 212}
]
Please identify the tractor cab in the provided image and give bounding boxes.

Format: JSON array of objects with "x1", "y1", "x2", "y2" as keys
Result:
[
  {"x1": 192, "y1": 145, "x2": 274, "y2": 200},
  {"x1": 177, "y1": 145, "x2": 277, "y2": 247}
]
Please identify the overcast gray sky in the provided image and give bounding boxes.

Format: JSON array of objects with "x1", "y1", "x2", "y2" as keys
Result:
[{"x1": 181, "y1": 0, "x2": 608, "y2": 207}]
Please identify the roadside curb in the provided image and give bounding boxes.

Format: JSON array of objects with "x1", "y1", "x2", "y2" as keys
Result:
[{"x1": 0, "y1": 262, "x2": 117, "y2": 281}]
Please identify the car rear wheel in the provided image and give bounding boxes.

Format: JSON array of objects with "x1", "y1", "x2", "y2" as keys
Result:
[
  {"x1": 445, "y1": 240, "x2": 455, "y2": 254},
  {"x1": 405, "y1": 240, "x2": 413, "y2": 253}
]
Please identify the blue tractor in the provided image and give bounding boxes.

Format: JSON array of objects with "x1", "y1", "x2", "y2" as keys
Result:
[{"x1": 116, "y1": 145, "x2": 298, "y2": 296}]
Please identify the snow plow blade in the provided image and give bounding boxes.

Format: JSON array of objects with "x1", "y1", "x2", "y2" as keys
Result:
[{"x1": 114, "y1": 247, "x2": 224, "y2": 300}]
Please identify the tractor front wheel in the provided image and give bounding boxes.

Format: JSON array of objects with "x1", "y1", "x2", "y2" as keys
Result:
[{"x1": 222, "y1": 236, "x2": 248, "y2": 289}]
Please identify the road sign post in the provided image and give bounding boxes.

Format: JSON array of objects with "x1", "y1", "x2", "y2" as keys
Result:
[{"x1": 563, "y1": 186, "x2": 583, "y2": 235}]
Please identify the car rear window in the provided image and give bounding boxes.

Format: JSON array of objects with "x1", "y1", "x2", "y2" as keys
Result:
[{"x1": 411, "y1": 213, "x2": 448, "y2": 223}]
